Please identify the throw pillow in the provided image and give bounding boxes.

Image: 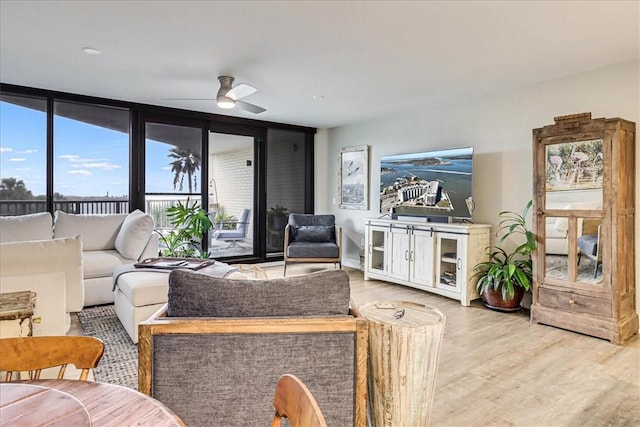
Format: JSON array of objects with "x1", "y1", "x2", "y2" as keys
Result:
[
  {"x1": 294, "y1": 225, "x2": 334, "y2": 242},
  {"x1": 115, "y1": 210, "x2": 155, "y2": 260},
  {"x1": 167, "y1": 269, "x2": 350, "y2": 317}
]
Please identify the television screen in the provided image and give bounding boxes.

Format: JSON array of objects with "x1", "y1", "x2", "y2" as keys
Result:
[{"x1": 380, "y1": 146, "x2": 474, "y2": 219}]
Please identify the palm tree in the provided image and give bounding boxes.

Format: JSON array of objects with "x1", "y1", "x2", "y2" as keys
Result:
[{"x1": 168, "y1": 147, "x2": 201, "y2": 192}]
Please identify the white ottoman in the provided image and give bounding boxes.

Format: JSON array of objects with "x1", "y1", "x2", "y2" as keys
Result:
[
  {"x1": 114, "y1": 264, "x2": 249, "y2": 344},
  {"x1": 114, "y1": 272, "x2": 169, "y2": 344}
]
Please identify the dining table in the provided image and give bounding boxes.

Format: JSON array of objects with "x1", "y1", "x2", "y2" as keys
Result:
[{"x1": 0, "y1": 380, "x2": 186, "y2": 426}]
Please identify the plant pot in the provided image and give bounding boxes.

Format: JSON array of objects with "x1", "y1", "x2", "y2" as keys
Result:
[{"x1": 481, "y1": 284, "x2": 525, "y2": 312}]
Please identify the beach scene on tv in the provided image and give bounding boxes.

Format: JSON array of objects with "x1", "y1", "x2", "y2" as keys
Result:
[{"x1": 380, "y1": 147, "x2": 474, "y2": 219}]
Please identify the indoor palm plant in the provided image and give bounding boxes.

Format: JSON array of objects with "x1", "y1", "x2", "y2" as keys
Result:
[
  {"x1": 158, "y1": 198, "x2": 213, "y2": 259},
  {"x1": 472, "y1": 200, "x2": 537, "y2": 311}
]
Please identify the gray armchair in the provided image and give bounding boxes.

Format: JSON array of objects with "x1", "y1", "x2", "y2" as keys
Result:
[
  {"x1": 284, "y1": 214, "x2": 342, "y2": 276},
  {"x1": 138, "y1": 269, "x2": 368, "y2": 427}
]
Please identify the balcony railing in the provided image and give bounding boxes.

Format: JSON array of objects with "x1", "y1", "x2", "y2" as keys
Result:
[{"x1": 0, "y1": 195, "x2": 195, "y2": 230}]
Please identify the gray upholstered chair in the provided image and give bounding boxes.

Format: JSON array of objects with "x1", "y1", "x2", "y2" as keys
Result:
[
  {"x1": 577, "y1": 219, "x2": 602, "y2": 278},
  {"x1": 211, "y1": 208, "x2": 251, "y2": 248},
  {"x1": 138, "y1": 269, "x2": 368, "y2": 427},
  {"x1": 283, "y1": 214, "x2": 341, "y2": 276}
]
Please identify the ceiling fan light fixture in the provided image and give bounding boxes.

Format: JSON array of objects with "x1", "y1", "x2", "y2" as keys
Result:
[{"x1": 216, "y1": 96, "x2": 235, "y2": 109}]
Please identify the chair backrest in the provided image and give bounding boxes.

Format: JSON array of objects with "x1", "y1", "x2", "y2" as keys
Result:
[
  {"x1": 0, "y1": 336, "x2": 105, "y2": 381},
  {"x1": 271, "y1": 374, "x2": 328, "y2": 427},
  {"x1": 237, "y1": 209, "x2": 251, "y2": 234},
  {"x1": 288, "y1": 213, "x2": 335, "y2": 228}
]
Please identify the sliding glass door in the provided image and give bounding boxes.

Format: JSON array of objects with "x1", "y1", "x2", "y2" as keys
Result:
[{"x1": 207, "y1": 132, "x2": 255, "y2": 258}]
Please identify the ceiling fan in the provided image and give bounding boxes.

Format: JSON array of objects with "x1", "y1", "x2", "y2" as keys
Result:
[{"x1": 165, "y1": 76, "x2": 266, "y2": 114}]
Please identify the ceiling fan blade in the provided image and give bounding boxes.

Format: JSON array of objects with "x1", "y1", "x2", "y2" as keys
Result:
[
  {"x1": 236, "y1": 100, "x2": 266, "y2": 114},
  {"x1": 161, "y1": 98, "x2": 215, "y2": 101},
  {"x1": 226, "y1": 83, "x2": 257, "y2": 101}
]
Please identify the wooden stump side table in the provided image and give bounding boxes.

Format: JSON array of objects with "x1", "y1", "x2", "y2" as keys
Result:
[
  {"x1": 0, "y1": 291, "x2": 36, "y2": 338},
  {"x1": 355, "y1": 300, "x2": 445, "y2": 427}
]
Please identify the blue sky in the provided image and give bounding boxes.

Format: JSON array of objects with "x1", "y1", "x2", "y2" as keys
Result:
[{"x1": 0, "y1": 101, "x2": 188, "y2": 197}]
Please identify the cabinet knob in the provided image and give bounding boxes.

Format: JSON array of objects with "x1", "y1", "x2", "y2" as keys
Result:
[{"x1": 569, "y1": 299, "x2": 576, "y2": 305}]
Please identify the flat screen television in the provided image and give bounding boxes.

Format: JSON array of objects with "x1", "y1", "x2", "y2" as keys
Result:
[{"x1": 380, "y1": 146, "x2": 474, "y2": 220}]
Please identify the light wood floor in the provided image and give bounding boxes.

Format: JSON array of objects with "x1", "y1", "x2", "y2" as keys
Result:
[
  {"x1": 71, "y1": 263, "x2": 640, "y2": 426},
  {"x1": 270, "y1": 264, "x2": 640, "y2": 427}
]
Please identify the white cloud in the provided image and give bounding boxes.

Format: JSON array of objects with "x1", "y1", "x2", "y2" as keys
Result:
[
  {"x1": 0, "y1": 147, "x2": 13, "y2": 153},
  {"x1": 82, "y1": 162, "x2": 122, "y2": 170},
  {"x1": 67, "y1": 170, "x2": 92, "y2": 176},
  {"x1": 19, "y1": 149, "x2": 38, "y2": 154},
  {"x1": 162, "y1": 166, "x2": 171, "y2": 170},
  {"x1": 59, "y1": 154, "x2": 80, "y2": 160},
  {"x1": 8, "y1": 158, "x2": 26, "y2": 162}
]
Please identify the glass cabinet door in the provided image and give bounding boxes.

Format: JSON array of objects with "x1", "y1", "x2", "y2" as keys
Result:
[
  {"x1": 367, "y1": 225, "x2": 388, "y2": 275},
  {"x1": 436, "y1": 233, "x2": 462, "y2": 293}
]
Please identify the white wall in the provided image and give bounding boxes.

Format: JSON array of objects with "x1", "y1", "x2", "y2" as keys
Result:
[{"x1": 319, "y1": 60, "x2": 640, "y2": 311}]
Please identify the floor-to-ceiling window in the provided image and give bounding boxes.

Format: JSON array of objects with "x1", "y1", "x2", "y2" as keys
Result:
[
  {"x1": 0, "y1": 93, "x2": 47, "y2": 215},
  {"x1": 53, "y1": 101, "x2": 130, "y2": 213}
]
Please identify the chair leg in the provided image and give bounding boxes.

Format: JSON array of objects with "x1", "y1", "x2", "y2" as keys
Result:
[
  {"x1": 283, "y1": 262, "x2": 287, "y2": 277},
  {"x1": 594, "y1": 261, "x2": 600, "y2": 279},
  {"x1": 577, "y1": 253, "x2": 581, "y2": 265}
]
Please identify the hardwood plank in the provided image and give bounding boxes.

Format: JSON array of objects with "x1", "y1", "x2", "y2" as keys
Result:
[{"x1": 265, "y1": 264, "x2": 640, "y2": 427}]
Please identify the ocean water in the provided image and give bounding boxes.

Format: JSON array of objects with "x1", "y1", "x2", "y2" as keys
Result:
[{"x1": 380, "y1": 159, "x2": 473, "y2": 217}]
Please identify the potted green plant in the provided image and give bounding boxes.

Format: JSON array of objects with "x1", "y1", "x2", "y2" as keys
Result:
[
  {"x1": 158, "y1": 198, "x2": 213, "y2": 259},
  {"x1": 268, "y1": 205, "x2": 288, "y2": 230},
  {"x1": 472, "y1": 200, "x2": 537, "y2": 311}
]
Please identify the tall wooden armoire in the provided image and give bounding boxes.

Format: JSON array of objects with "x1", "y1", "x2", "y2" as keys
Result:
[{"x1": 531, "y1": 113, "x2": 637, "y2": 345}]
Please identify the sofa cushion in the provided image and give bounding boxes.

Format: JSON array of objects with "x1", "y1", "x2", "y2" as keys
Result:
[
  {"x1": 167, "y1": 269, "x2": 350, "y2": 317},
  {"x1": 286, "y1": 241, "x2": 339, "y2": 258},
  {"x1": 115, "y1": 210, "x2": 155, "y2": 260},
  {"x1": 83, "y1": 250, "x2": 131, "y2": 279},
  {"x1": 54, "y1": 211, "x2": 127, "y2": 251},
  {"x1": 0, "y1": 212, "x2": 52, "y2": 243},
  {"x1": 293, "y1": 225, "x2": 335, "y2": 242}
]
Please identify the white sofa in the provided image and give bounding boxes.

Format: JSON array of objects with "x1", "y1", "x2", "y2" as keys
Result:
[
  {"x1": 545, "y1": 200, "x2": 602, "y2": 255},
  {"x1": 0, "y1": 236, "x2": 83, "y2": 336},
  {"x1": 0, "y1": 210, "x2": 159, "y2": 308}
]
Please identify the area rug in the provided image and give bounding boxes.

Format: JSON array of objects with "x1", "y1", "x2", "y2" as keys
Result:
[
  {"x1": 545, "y1": 255, "x2": 601, "y2": 284},
  {"x1": 77, "y1": 304, "x2": 138, "y2": 390}
]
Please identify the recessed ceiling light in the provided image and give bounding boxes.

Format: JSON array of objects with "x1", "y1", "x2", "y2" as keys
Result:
[
  {"x1": 82, "y1": 47, "x2": 102, "y2": 55},
  {"x1": 312, "y1": 95, "x2": 325, "y2": 101}
]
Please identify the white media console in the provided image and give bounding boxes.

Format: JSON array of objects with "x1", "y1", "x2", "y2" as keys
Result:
[{"x1": 364, "y1": 218, "x2": 491, "y2": 306}]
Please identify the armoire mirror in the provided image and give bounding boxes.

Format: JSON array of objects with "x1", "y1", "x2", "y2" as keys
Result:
[{"x1": 543, "y1": 137, "x2": 605, "y2": 285}]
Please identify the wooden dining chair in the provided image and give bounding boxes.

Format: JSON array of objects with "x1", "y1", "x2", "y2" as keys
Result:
[
  {"x1": 271, "y1": 374, "x2": 328, "y2": 427},
  {"x1": 0, "y1": 336, "x2": 105, "y2": 381}
]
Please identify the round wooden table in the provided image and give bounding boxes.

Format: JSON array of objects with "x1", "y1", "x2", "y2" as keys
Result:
[{"x1": 0, "y1": 380, "x2": 185, "y2": 426}]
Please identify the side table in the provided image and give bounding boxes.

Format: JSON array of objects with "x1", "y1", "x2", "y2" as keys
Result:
[
  {"x1": 354, "y1": 300, "x2": 445, "y2": 427},
  {"x1": 0, "y1": 291, "x2": 37, "y2": 338}
]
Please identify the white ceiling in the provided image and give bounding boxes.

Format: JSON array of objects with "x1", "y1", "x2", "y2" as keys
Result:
[{"x1": 1, "y1": 1, "x2": 638, "y2": 129}]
